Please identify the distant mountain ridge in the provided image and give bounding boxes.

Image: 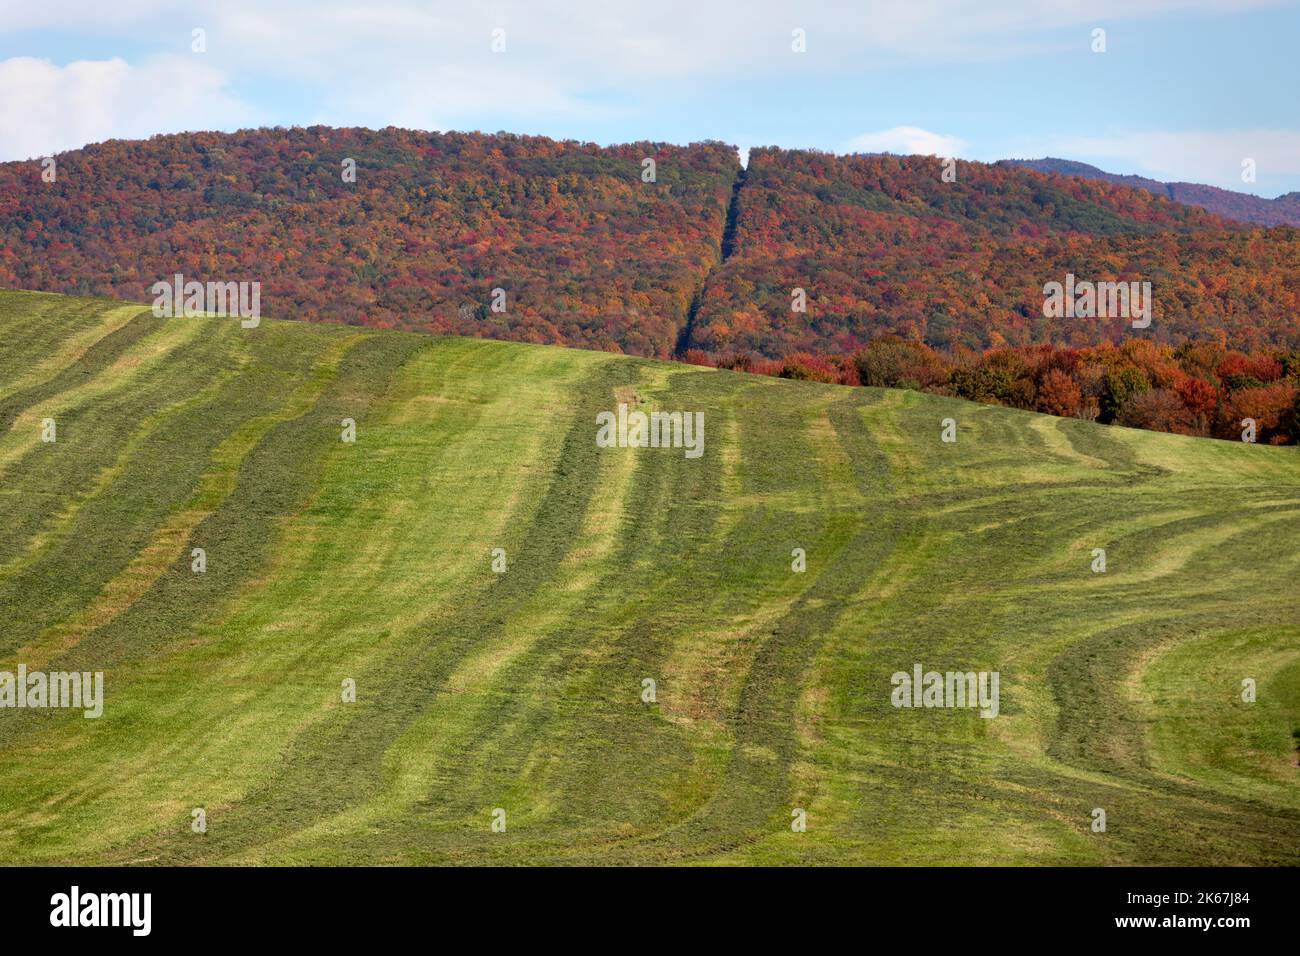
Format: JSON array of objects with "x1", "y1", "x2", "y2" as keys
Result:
[{"x1": 1004, "y1": 158, "x2": 1300, "y2": 227}]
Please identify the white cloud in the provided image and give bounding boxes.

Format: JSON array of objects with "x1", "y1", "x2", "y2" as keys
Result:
[
  {"x1": 847, "y1": 126, "x2": 968, "y2": 158},
  {"x1": 0, "y1": 55, "x2": 260, "y2": 160},
  {"x1": 2, "y1": 2, "x2": 1277, "y2": 67},
  {"x1": 0, "y1": 1, "x2": 1284, "y2": 144},
  {"x1": 0, "y1": 1, "x2": 1290, "y2": 167}
]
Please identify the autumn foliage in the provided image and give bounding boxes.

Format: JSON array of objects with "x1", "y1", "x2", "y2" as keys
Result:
[
  {"x1": 689, "y1": 149, "x2": 1300, "y2": 357},
  {"x1": 693, "y1": 337, "x2": 1300, "y2": 444},
  {"x1": 2, "y1": 128, "x2": 1298, "y2": 443},
  {"x1": 0, "y1": 126, "x2": 736, "y2": 357}
]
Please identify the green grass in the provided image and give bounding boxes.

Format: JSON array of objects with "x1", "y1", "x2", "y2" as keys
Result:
[{"x1": 0, "y1": 288, "x2": 1297, "y2": 865}]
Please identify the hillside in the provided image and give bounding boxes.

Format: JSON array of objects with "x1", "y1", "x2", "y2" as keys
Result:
[
  {"x1": 5, "y1": 129, "x2": 1300, "y2": 371},
  {"x1": 0, "y1": 127, "x2": 738, "y2": 357},
  {"x1": 689, "y1": 149, "x2": 1300, "y2": 356},
  {"x1": 1008, "y1": 158, "x2": 1300, "y2": 228},
  {"x1": 1, "y1": 288, "x2": 1297, "y2": 865}
]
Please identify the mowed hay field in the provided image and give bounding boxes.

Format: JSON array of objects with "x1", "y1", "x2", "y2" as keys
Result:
[{"x1": 1, "y1": 288, "x2": 1298, "y2": 866}]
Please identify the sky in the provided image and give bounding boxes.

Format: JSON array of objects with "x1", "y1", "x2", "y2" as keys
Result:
[{"x1": 1, "y1": 0, "x2": 1297, "y2": 195}]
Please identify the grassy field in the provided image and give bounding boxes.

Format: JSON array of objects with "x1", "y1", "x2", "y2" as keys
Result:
[{"x1": 0, "y1": 287, "x2": 1297, "y2": 865}]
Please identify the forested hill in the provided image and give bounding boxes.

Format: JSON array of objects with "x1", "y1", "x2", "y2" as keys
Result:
[
  {"x1": 689, "y1": 148, "x2": 1300, "y2": 357},
  {"x1": 0, "y1": 127, "x2": 738, "y2": 357},
  {"x1": 3, "y1": 127, "x2": 1300, "y2": 367}
]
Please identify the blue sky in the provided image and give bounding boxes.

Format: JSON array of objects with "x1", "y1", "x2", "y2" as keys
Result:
[{"x1": 2, "y1": 0, "x2": 1297, "y2": 195}]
